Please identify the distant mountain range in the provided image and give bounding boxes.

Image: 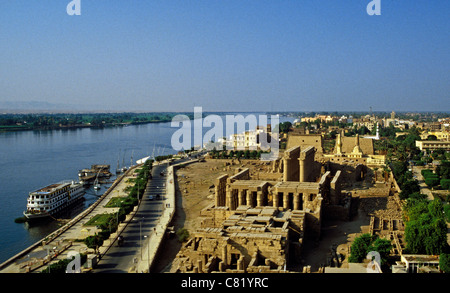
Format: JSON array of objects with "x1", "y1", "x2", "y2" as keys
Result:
[{"x1": 0, "y1": 100, "x2": 113, "y2": 113}]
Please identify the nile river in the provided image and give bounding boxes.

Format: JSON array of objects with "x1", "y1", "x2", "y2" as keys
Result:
[{"x1": 0, "y1": 114, "x2": 293, "y2": 263}]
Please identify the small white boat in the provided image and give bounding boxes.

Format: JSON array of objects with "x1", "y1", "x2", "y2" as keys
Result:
[
  {"x1": 93, "y1": 169, "x2": 101, "y2": 190},
  {"x1": 136, "y1": 156, "x2": 150, "y2": 165}
]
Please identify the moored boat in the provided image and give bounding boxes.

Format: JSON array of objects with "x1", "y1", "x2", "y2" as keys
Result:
[
  {"x1": 78, "y1": 164, "x2": 112, "y2": 185},
  {"x1": 23, "y1": 181, "x2": 85, "y2": 220}
]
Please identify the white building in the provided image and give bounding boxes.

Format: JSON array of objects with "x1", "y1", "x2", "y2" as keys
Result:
[
  {"x1": 392, "y1": 255, "x2": 440, "y2": 273},
  {"x1": 224, "y1": 125, "x2": 273, "y2": 151}
]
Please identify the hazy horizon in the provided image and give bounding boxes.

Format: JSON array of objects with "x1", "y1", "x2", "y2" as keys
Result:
[
  {"x1": 1, "y1": 1, "x2": 449, "y2": 113},
  {"x1": 1, "y1": 99, "x2": 449, "y2": 115}
]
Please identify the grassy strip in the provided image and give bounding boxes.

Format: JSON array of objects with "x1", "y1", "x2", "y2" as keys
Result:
[
  {"x1": 84, "y1": 213, "x2": 115, "y2": 227},
  {"x1": 83, "y1": 160, "x2": 153, "y2": 249},
  {"x1": 104, "y1": 197, "x2": 127, "y2": 208}
]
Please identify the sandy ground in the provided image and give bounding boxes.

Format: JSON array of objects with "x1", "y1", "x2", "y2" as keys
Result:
[
  {"x1": 151, "y1": 158, "x2": 401, "y2": 273},
  {"x1": 300, "y1": 213, "x2": 371, "y2": 272},
  {"x1": 153, "y1": 159, "x2": 270, "y2": 272}
]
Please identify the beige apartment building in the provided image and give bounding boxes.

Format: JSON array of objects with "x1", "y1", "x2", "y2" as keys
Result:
[{"x1": 415, "y1": 140, "x2": 450, "y2": 151}]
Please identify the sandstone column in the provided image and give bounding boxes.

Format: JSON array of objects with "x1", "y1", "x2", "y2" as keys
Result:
[
  {"x1": 238, "y1": 189, "x2": 246, "y2": 206},
  {"x1": 222, "y1": 244, "x2": 228, "y2": 267},
  {"x1": 246, "y1": 191, "x2": 252, "y2": 207},
  {"x1": 273, "y1": 192, "x2": 280, "y2": 208},
  {"x1": 283, "y1": 157, "x2": 290, "y2": 182},
  {"x1": 257, "y1": 190, "x2": 264, "y2": 207},
  {"x1": 293, "y1": 193, "x2": 300, "y2": 210},
  {"x1": 283, "y1": 192, "x2": 289, "y2": 209},
  {"x1": 299, "y1": 158, "x2": 305, "y2": 182}
]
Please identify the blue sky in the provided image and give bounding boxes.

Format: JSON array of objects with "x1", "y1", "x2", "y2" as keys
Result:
[{"x1": 0, "y1": 1, "x2": 449, "y2": 112}]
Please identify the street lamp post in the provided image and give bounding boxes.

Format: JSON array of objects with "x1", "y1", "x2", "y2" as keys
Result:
[
  {"x1": 144, "y1": 235, "x2": 150, "y2": 269},
  {"x1": 140, "y1": 217, "x2": 144, "y2": 260}
]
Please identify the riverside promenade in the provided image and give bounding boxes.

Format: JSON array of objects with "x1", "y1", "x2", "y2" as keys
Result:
[
  {"x1": 134, "y1": 158, "x2": 199, "y2": 273},
  {"x1": 0, "y1": 164, "x2": 142, "y2": 273},
  {"x1": 0, "y1": 156, "x2": 200, "y2": 273}
]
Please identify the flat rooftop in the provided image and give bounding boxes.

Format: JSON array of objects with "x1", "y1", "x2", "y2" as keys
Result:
[{"x1": 32, "y1": 182, "x2": 71, "y2": 194}]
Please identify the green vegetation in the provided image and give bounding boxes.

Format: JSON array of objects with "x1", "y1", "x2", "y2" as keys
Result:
[
  {"x1": 348, "y1": 234, "x2": 373, "y2": 263},
  {"x1": 276, "y1": 121, "x2": 292, "y2": 134},
  {"x1": 386, "y1": 128, "x2": 426, "y2": 202},
  {"x1": 380, "y1": 126, "x2": 450, "y2": 260},
  {"x1": 349, "y1": 234, "x2": 392, "y2": 266},
  {"x1": 0, "y1": 112, "x2": 194, "y2": 132},
  {"x1": 83, "y1": 212, "x2": 119, "y2": 249},
  {"x1": 40, "y1": 254, "x2": 87, "y2": 273},
  {"x1": 420, "y1": 161, "x2": 450, "y2": 191},
  {"x1": 83, "y1": 159, "x2": 153, "y2": 249},
  {"x1": 105, "y1": 197, "x2": 126, "y2": 208},
  {"x1": 439, "y1": 253, "x2": 450, "y2": 273},
  {"x1": 390, "y1": 160, "x2": 420, "y2": 200},
  {"x1": 404, "y1": 198, "x2": 448, "y2": 255},
  {"x1": 85, "y1": 213, "x2": 116, "y2": 227},
  {"x1": 176, "y1": 228, "x2": 190, "y2": 243},
  {"x1": 422, "y1": 169, "x2": 440, "y2": 188},
  {"x1": 155, "y1": 154, "x2": 174, "y2": 162},
  {"x1": 294, "y1": 119, "x2": 352, "y2": 132},
  {"x1": 445, "y1": 204, "x2": 450, "y2": 222},
  {"x1": 441, "y1": 179, "x2": 450, "y2": 190},
  {"x1": 380, "y1": 126, "x2": 421, "y2": 163}
]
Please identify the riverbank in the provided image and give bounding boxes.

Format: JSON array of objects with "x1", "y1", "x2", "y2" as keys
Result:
[
  {"x1": 0, "y1": 112, "x2": 194, "y2": 133},
  {"x1": 0, "y1": 164, "x2": 141, "y2": 273},
  {"x1": 0, "y1": 120, "x2": 171, "y2": 133}
]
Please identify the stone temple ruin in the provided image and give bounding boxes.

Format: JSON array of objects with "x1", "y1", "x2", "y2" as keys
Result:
[{"x1": 173, "y1": 144, "x2": 363, "y2": 273}]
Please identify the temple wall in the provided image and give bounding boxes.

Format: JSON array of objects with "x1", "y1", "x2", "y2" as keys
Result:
[{"x1": 283, "y1": 146, "x2": 300, "y2": 182}]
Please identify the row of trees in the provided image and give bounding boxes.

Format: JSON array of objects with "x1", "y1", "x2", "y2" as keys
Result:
[
  {"x1": 413, "y1": 149, "x2": 450, "y2": 166},
  {"x1": 294, "y1": 118, "x2": 352, "y2": 131},
  {"x1": 379, "y1": 125, "x2": 450, "y2": 272},
  {"x1": 1, "y1": 114, "x2": 87, "y2": 127},
  {"x1": 0, "y1": 113, "x2": 191, "y2": 131},
  {"x1": 421, "y1": 168, "x2": 450, "y2": 190},
  {"x1": 404, "y1": 197, "x2": 448, "y2": 255},
  {"x1": 385, "y1": 128, "x2": 450, "y2": 267},
  {"x1": 277, "y1": 121, "x2": 292, "y2": 134},
  {"x1": 349, "y1": 234, "x2": 392, "y2": 270},
  {"x1": 41, "y1": 253, "x2": 87, "y2": 273},
  {"x1": 155, "y1": 154, "x2": 174, "y2": 162},
  {"x1": 390, "y1": 160, "x2": 420, "y2": 200},
  {"x1": 84, "y1": 160, "x2": 153, "y2": 250}
]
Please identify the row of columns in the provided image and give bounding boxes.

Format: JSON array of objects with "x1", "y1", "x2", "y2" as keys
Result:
[
  {"x1": 226, "y1": 189, "x2": 266, "y2": 210},
  {"x1": 273, "y1": 192, "x2": 304, "y2": 210},
  {"x1": 282, "y1": 146, "x2": 315, "y2": 183},
  {"x1": 226, "y1": 188, "x2": 318, "y2": 211}
]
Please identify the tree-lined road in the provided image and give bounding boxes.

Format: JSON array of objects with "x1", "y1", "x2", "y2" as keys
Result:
[
  {"x1": 93, "y1": 153, "x2": 201, "y2": 273},
  {"x1": 94, "y1": 163, "x2": 168, "y2": 273}
]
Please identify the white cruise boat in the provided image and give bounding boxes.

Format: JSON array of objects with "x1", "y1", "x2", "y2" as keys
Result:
[{"x1": 23, "y1": 181, "x2": 85, "y2": 220}]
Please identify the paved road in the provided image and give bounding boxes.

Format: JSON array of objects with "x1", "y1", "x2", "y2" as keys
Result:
[
  {"x1": 94, "y1": 163, "x2": 168, "y2": 273},
  {"x1": 93, "y1": 151, "x2": 205, "y2": 273},
  {"x1": 411, "y1": 165, "x2": 434, "y2": 201}
]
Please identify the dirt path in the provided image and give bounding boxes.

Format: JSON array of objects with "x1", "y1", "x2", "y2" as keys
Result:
[
  {"x1": 300, "y1": 211, "x2": 371, "y2": 272},
  {"x1": 152, "y1": 160, "x2": 237, "y2": 272}
]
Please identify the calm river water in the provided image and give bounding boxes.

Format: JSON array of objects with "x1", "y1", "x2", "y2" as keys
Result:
[{"x1": 0, "y1": 114, "x2": 293, "y2": 263}]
